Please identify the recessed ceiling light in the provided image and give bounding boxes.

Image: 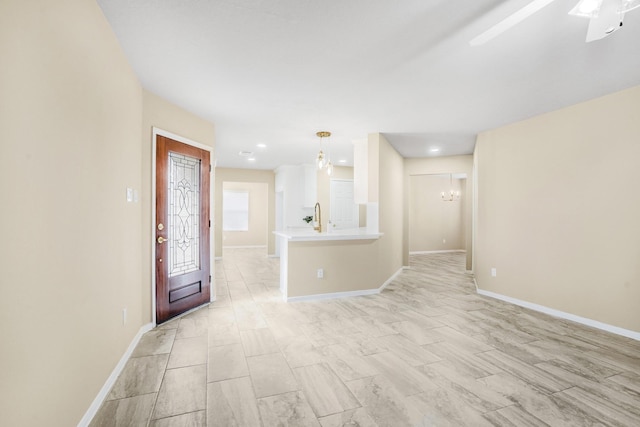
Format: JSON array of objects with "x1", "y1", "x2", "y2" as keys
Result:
[
  {"x1": 238, "y1": 150, "x2": 253, "y2": 157},
  {"x1": 429, "y1": 148, "x2": 441, "y2": 153},
  {"x1": 247, "y1": 157, "x2": 256, "y2": 162},
  {"x1": 256, "y1": 143, "x2": 266, "y2": 148},
  {"x1": 338, "y1": 159, "x2": 347, "y2": 163}
]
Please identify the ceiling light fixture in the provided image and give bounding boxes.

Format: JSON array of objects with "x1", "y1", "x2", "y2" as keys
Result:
[
  {"x1": 256, "y1": 143, "x2": 267, "y2": 148},
  {"x1": 316, "y1": 131, "x2": 333, "y2": 175},
  {"x1": 441, "y1": 174, "x2": 460, "y2": 202}
]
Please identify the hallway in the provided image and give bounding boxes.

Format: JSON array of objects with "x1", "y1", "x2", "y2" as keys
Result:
[{"x1": 90, "y1": 250, "x2": 640, "y2": 426}]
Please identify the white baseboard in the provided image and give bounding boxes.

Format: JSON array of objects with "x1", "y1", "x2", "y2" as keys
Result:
[
  {"x1": 477, "y1": 289, "x2": 640, "y2": 341},
  {"x1": 78, "y1": 322, "x2": 154, "y2": 427},
  {"x1": 286, "y1": 267, "x2": 404, "y2": 302},
  {"x1": 379, "y1": 267, "x2": 404, "y2": 291},
  {"x1": 286, "y1": 288, "x2": 380, "y2": 302},
  {"x1": 222, "y1": 245, "x2": 267, "y2": 249},
  {"x1": 409, "y1": 250, "x2": 466, "y2": 255}
]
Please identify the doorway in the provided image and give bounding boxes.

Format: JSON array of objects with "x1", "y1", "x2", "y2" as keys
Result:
[
  {"x1": 330, "y1": 179, "x2": 359, "y2": 229},
  {"x1": 221, "y1": 181, "x2": 269, "y2": 256},
  {"x1": 408, "y1": 173, "x2": 468, "y2": 257},
  {"x1": 153, "y1": 129, "x2": 213, "y2": 324}
]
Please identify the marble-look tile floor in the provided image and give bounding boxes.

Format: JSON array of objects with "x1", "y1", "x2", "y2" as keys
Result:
[{"x1": 91, "y1": 249, "x2": 640, "y2": 426}]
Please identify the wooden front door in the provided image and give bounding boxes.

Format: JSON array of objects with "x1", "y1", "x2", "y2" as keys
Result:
[{"x1": 156, "y1": 135, "x2": 211, "y2": 324}]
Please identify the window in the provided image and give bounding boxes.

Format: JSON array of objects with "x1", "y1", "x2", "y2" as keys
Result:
[{"x1": 223, "y1": 190, "x2": 249, "y2": 231}]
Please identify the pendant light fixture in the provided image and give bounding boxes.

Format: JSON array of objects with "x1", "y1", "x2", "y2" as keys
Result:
[{"x1": 316, "y1": 131, "x2": 333, "y2": 175}]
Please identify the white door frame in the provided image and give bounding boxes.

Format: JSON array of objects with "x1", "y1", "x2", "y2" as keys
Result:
[{"x1": 151, "y1": 127, "x2": 215, "y2": 326}]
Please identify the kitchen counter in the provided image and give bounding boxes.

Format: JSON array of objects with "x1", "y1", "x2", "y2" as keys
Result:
[
  {"x1": 274, "y1": 227, "x2": 384, "y2": 301},
  {"x1": 274, "y1": 227, "x2": 382, "y2": 242}
]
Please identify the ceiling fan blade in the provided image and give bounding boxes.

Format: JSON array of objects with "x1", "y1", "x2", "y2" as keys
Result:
[
  {"x1": 569, "y1": 0, "x2": 604, "y2": 18},
  {"x1": 619, "y1": 0, "x2": 640, "y2": 13},
  {"x1": 470, "y1": 0, "x2": 558, "y2": 46},
  {"x1": 585, "y1": 0, "x2": 624, "y2": 41}
]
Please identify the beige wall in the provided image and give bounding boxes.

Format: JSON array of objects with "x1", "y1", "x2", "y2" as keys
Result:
[
  {"x1": 475, "y1": 85, "x2": 640, "y2": 332},
  {"x1": 141, "y1": 91, "x2": 215, "y2": 324},
  {"x1": 368, "y1": 133, "x2": 381, "y2": 203},
  {"x1": 215, "y1": 168, "x2": 275, "y2": 257},
  {"x1": 287, "y1": 240, "x2": 379, "y2": 297},
  {"x1": 409, "y1": 175, "x2": 464, "y2": 252},
  {"x1": 0, "y1": 0, "x2": 143, "y2": 425},
  {"x1": 376, "y1": 134, "x2": 405, "y2": 282},
  {"x1": 403, "y1": 155, "x2": 473, "y2": 269},
  {"x1": 222, "y1": 181, "x2": 268, "y2": 247}
]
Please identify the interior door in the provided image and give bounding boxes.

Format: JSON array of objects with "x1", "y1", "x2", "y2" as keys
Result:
[
  {"x1": 156, "y1": 135, "x2": 211, "y2": 324},
  {"x1": 330, "y1": 179, "x2": 358, "y2": 229}
]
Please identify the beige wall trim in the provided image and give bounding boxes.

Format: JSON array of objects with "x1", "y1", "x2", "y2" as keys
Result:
[
  {"x1": 478, "y1": 289, "x2": 640, "y2": 341},
  {"x1": 151, "y1": 127, "x2": 215, "y2": 326},
  {"x1": 409, "y1": 250, "x2": 466, "y2": 255},
  {"x1": 79, "y1": 323, "x2": 154, "y2": 427},
  {"x1": 286, "y1": 267, "x2": 403, "y2": 302}
]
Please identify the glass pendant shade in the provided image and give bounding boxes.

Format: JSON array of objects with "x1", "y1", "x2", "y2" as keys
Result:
[
  {"x1": 316, "y1": 150, "x2": 325, "y2": 169},
  {"x1": 315, "y1": 131, "x2": 332, "y2": 175}
]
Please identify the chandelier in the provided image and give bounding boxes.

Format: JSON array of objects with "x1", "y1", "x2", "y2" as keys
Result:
[
  {"x1": 315, "y1": 131, "x2": 333, "y2": 175},
  {"x1": 441, "y1": 174, "x2": 460, "y2": 201}
]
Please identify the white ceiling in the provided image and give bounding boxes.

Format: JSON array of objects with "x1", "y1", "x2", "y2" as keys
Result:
[{"x1": 97, "y1": 0, "x2": 640, "y2": 169}]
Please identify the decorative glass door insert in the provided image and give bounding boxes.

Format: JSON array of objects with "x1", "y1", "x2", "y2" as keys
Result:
[{"x1": 168, "y1": 152, "x2": 201, "y2": 277}]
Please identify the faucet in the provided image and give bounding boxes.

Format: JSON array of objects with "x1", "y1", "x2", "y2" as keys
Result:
[{"x1": 314, "y1": 202, "x2": 322, "y2": 233}]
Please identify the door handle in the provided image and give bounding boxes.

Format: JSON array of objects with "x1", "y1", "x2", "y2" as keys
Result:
[{"x1": 157, "y1": 236, "x2": 168, "y2": 244}]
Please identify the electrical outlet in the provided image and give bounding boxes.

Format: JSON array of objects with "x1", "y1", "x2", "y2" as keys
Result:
[
  {"x1": 491, "y1": 268, "x2": 497, "y2": 277},
  {"x1": 317, "y1": 268, "x2": 324, "y2": 279},
  {"x1": 122, "y1": 308, "x2": 127, "y2": 325}
]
